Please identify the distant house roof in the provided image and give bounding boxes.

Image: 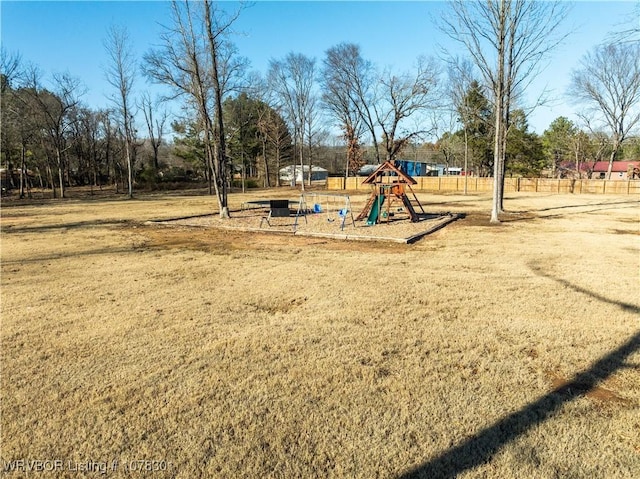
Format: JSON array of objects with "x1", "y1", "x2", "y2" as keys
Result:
[
  {"x1": 279, "y1": 165, "x2": 327, "y2": 173},
  {"x1": 558, "y1": 161, "x2": 591, "y2": 172},
  {"x1": 357, "y1": 164, "x2": 378, "y2": 176},
  {"x1": 591, "y1": 161, "x2": 640, "y2": 172}
]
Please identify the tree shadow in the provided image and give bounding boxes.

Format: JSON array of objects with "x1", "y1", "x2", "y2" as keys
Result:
[
  {"x1": 0, "y1": 246, "x2": 149, "y2": 265},
  {"x1": 400, "y1": 332, "x2": 639, "y2": 478},
  {"x1": 499, "y1": 200, "x2": 639, "y2": 223},
  {"x1": 534, "y1": 198, "x2": 639, "y2": 212},
  {"x1": 1, "y1": 219, "x2": 131, "y2": 234},
  {"x1": 515, "y1": 198, "x2": 639, "y2": 215},
  {"x1": 530, "y1": 264, "x2": 640, "y2": 314},
  {"x1": 399, "y1": 269, "x2": 639, "y2": 478}
]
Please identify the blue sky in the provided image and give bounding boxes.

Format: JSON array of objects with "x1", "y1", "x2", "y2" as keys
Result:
[{"x1": 1, "y1": 1, "x2": 636, "y2": 136}]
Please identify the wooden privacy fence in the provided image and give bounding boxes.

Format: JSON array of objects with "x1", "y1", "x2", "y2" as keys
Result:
[{"x1": 327, "y1": 177, "x2": 640, "y2": 195}]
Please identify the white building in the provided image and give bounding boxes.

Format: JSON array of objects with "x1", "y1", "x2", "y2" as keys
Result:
[{"x1": 279, "y1": 165, "x2": 328, "y2": 185}]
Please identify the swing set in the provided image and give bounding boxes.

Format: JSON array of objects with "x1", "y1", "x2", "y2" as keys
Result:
[{"x1": 295, "y1": 192, "x2": 355, "y2": 231}]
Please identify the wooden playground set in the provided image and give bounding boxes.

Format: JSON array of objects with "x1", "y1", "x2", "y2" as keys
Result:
[
  {"x1": 251, "y1": 160, "x2": 428, "y2": 230},
  {"x1": 355, "y1": 160, "x2": 425, "y2": 225},
  {"x1": 179, "y1": 161, "x2": 461, "y2": 243}
]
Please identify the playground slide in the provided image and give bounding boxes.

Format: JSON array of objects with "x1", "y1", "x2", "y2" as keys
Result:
[{"x1": 366, "y1": 197, "x2": 385, "y2": 225}]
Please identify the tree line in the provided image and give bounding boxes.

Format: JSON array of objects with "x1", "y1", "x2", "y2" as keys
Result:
[{"x1": 1, "y1": 0, "x2": 638, "y2": 221}]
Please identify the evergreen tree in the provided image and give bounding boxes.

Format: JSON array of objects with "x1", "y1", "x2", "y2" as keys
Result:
[{"x1": 542, "y1": 117, "x2": 577, "y2": 177}]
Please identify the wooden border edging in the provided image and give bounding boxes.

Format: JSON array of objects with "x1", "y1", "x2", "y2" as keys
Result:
[
  {"x1": 293, "y1": 230, "x2": 409, "y2": 243},
  {"x1": 148, "y1": 215, "x2": 459, "y2": 244},
  {"x1": 405, "y1": 214, "x2": 462, "y2": 244}
]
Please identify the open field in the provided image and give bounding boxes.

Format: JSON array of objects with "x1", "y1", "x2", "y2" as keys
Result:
[{"x1": 1, "y1": 190, "x2": 639, "y2": 478}]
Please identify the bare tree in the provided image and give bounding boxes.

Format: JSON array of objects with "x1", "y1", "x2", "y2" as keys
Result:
[
  {"x1": 216, "y1": 40, "x2": 251, "y2": 105},
  {"x1": 98, "y1": 109, "x2": 121, "y2": 191},
  {"x1": 447, "y1": 58, "x2": 478, "y2": 194},
  {"x1": 268, "y1": 53, "x2": 316, "y2": 191},
  {"x1": 144, "y1": 1, "x2": 217, "y2": 196},
  {"x1": 321, "y1": 43, "x2": 371, "y2": 178},
  {"x1": 568, "y1": 42, "x2": 640, "y2": 179},
  {"x1": 140, "y1": 92, "x2": 168, "y2": 171},
  {"x1": 22, "y1": 67, "x2": 84, "y2": 199},
  {"x1": 144, "y1": 0, "x2": 242, "y2": 217},
  {"x1": 374, "y1": 56, "x2": 441, "y2": 163},
  {"x1": 571, "y1": 130, "x2": 590, "y2": 179},
  {"x1": 76, "y1": 108, "x2": 105, "y2": 191},
  {"x1": 256, "y1": 103, "x2": 292, "y2": 187},
  {"x1": 440, "y1": 0, "x2": 568, "y2": 222},
  {"x1": 202, "y1": 0, "x2": 244, "y2": 217},
  {"x1": 255, "y1": 103, "x2": 272, "y2": 187},
  {"x1": 607, "y1": 1, "x2": 640, "y2": 45},
  {"x1": 0, "y1": 47, "x2": 22, "y2": 94},
  {"x1": 1, "y1": 48, "x2": 28, "y2": 196},
  {"x1": 104, "y1": 25, "x2": 137, "y2": 198},
  {"x1": 321, "y1": 43, "x2": 381, "y2": 165},
  {"x1": 304, "y1": 94, "x2": 322, "y2": 187}
]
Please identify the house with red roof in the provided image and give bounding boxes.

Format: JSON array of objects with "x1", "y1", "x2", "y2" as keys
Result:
[{"x1": 590, "y1": 161, "x2": 640, "y2": 180}]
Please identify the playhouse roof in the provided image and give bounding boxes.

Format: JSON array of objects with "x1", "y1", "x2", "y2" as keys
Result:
[{"x1": 361, "y1": 160, "x2": 417, "y2": 185}]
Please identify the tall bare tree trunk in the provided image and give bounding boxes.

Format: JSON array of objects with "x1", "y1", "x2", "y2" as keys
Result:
[
  {"x1": 56, "y1": 147, "x2": 65, "y2": 199},
  {"x1": 442, "y1": 0, "x2": 568, "y2": 222},
  {"x1": 125, "y1": 142, "x2": 133, "y2": 198},
  {"x1": 19, "y1": 145, "x2": 26, "y2": 199},
  {"x1": 46, "y1": 163, "x2": 56, "y2": 198},
  {"x1": 104, "y1": 25, "x2": 136, "y2": 199},
  {"x1": 490, "y1": 0, "x2": 507, "y2": 224},
  {"x1": 606, "y1": 142, "x2": 619, "y2": 180},
  {"x1": 299, "y1": 138, "x2": 305, "y2": 192},
  {"x1": 204, "y1": 0, "x2": 230, "y2": 218},
  {"x1": 262, "y1": 138, "x2": 271, "y2": 188},
  {"x1": 463, "y1": 127, "x2": 468, "y2": 196},
  {"x1": 275, "y1": 146, "x2": 282, "y2": 187}
]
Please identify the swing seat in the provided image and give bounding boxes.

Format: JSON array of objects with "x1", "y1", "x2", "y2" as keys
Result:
[{"x1": 313, "y1": 203, "x2": 323, "y2": 213}]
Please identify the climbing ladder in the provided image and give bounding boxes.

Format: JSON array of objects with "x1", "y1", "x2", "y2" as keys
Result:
[{"x1": 356, "y1": 194, "x2": 378, "y2": 221}]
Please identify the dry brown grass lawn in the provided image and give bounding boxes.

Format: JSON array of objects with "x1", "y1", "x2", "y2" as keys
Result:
[{"x1": 1, "y1": 189, "x2": 639, "y2": 478}]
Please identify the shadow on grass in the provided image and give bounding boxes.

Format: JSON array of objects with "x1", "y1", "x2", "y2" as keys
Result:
[
  {"x1": 2, "y1": 212, "x2": 216, "y2": 234},
  {"x1": 1, "y1": 246, "x2": 148, "y2": 265},
  {"x1": 530, "y1": 264, "x2": 640, "y2": 314},
  {"x1": 399, "y1": 269, "x2": 639, "y2": 479},
  {"x1": 514, "y1": 198, "x2": 639, "y2": 216},
  {"x1": 533, "y1": 198, "x2": 639, "y2": 212},
  {"x1": 400, "y1": 332, "x2": 639, "y2": 478},
  {"x1": 1, "y1": 219, "x2": 132, "y2": 234},
  {"x1": 498, "y1": 200, "x2": 639, "y2": 223}
]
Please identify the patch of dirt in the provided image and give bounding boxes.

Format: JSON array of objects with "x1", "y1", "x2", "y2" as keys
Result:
[
  {"x1": 142, "y1": 224, "x2": 407, "y2": 254},
  {"x1": 548, "y1": 373, "x2": 632, "y2": 406},
  {"x1": 610, "y1": 228, "x2": 640, "y2": 236},
  {"x1": 461, "y1": 210, "x2": 541, "y2": 226}
]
